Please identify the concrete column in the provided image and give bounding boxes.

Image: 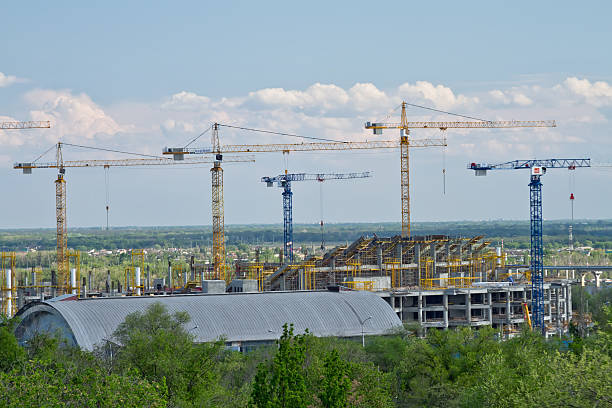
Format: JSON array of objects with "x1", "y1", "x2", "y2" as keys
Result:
[
  {"x1": 135, "y1": 267, "x2": 141, "y2": 296},
  {"x1": 566, "y1": 285, "x2": 572, "y2": 323},
  {"x1": 466, "y1": 292, "x2": 472, "y2": 322},
  {"x1": 146, "y1": 266, "x2": 151, "y2": 292},
  {"x1": 167, "y1": 260, "x2": 172, "y2": 292},
  {"x1": 70, "y1": 268, "x2": 77, "y2": 295},
  {"x1": 505, "y1": 290, "x2": 511, "y2": 324},
  {"x1": 377, "y1": 245, "x2": 383, "y2": 274},
  {"x1": 5, "y1": 268, "x2": 12, "y2": 315},
  {"x1": 17, "y1": 288, "x2": 24, "y2": 310},
  {"x1": 82, "y1": 277, "x2": 87, "y2": 298},
  {"x1": 595, "y1": 272, "x2": 602, "y2": 288},
  {"x1": 563, "y1": 286, "x2": 569, "y2": 320},
  {"x1": 31, "y1": 268, "x2": 37, "y2": 297},
  {"x1": 430, "y1": 244, "x2": 437, "y2": 278},
  {"x1": 487, "y1": 292, "x2": 493, "y2": 325},
  {"x1": 190, "y1": 255, "x2": 195, "y2": 282},
  {"x1": 51, "y1": 271, "x2": 57, "y2": 298},
  {"x1": 443, "y1": 293, "x2": 449, "y2": 329},
  {"x1": 415, "y1": 244, "x2": 421, "y2": 286},
  {"x1": 555, "y1": 288, "x2": 561, "y2": 326},
  {"x1": 298, "y1": 269, "x2": 304, "y2": 290},
  {"x1": 88, "y1": 271, "x2": 92, "y2": 293},
  {"x1": 418, "y1": 293, "x2": 423, "y2": 324},
  {"x1": 396, "y1": 243, "x2": 403, "y2": 286},
  {"x1": 547, "y1": 287, "x2": 552, "y2": 317}
]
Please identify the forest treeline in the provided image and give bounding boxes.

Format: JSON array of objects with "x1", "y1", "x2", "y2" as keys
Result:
[
  {"x1": 2, "y1": 219, "x2": 612, "y2": 251},
  {"x1": 1, "y1": 288, "x2": 611, "y2": 407}
]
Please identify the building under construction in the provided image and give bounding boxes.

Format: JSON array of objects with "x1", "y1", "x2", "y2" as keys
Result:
[
  {"x1": 5, "y1": 234, "x2": 578, "y2": 341},
  {"x1": 238, "y1": 234, "x2": 574, "y2": 337}
]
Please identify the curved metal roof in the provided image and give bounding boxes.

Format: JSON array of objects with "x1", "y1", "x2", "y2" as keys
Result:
[{"x1": 15, "y1": 290, "x2": 401, "y2": 350}]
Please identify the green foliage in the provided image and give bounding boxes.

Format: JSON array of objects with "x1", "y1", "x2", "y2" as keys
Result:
[
  {"x1": 0, "y1": 316, "x2": 25, "y2": 372},
  {"x1": 6, "y1": 294, "x2": 612, "y2": 408},
  {"x1": 318, "y1": 349, "x2": 351, "y2": 408},
  {"x1": 0, "y1": 360, "x2": 167, "y2": 407},
  {"x1": 250, "y1": 323, "x2": 310, "y2": 408},
  {"x1": 112, "y1": 302, "x2": 226, "y2": 407}
]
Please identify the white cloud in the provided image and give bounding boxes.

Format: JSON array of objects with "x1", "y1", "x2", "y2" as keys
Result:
[
  {"x1": 563, "y1": 77, "x2": 612, "y2": 107},
  {"x1": 248, "y1": 83, "x2": 349, "y2": 111},
  {"x1": 398, "y1": 81, "x2": 478, "y2": 110},
  {"x1": 512, "y1": 93, "x2": 533, "y2": 106},
  {"x1": 0, "y1": 71, "x2": 24, "y2": 88},
  {"x1": 348, "y1": 83, "x2": 389, "y2": 112},
  {"x1": 6, "y1": 76, "x2": 611, "y2": 166},
  {"x1": 489, "y1": 89, "x2": 510, "y2": 104},
  {"x1": 162, "y1": 91, "x2": 211, "y2": 111},
  {"x1": 23, "y1": 89, "x2": 122, "y2": 143}
]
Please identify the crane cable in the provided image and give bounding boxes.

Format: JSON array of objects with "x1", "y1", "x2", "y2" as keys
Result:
[
  {"x1": 319, "y1": 181, "x2": 325, "y2": 251},
  {"x1": 218, "y1": 123, "x2": 349, "y2": 143},
  {"x1": 105, "y1": 166, "x2": 110, "y2": 231}
]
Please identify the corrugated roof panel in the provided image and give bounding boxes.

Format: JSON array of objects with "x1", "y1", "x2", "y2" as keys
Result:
[{"x1": 16, "y1": 290, "x2": 401, "y2": 351}]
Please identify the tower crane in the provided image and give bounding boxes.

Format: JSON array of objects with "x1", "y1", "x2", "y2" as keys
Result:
[
  {"x1": 468, "y1": 158, "x2": 590, "y2": 334},
  {"x1": 14, "y1": 142, "x2": 254, "y2": 294},
  {"x1": 365, "y1": 102, "x2": 557, "y2": 238},
  {"x1": 261, "y1": 171, "x2": 372, "y2": 264},
  {"x1": 1, "y1": 121, "x2": 50, "y2": 130},
  {"x1": 164, "y1": 123, "x2": 443, "y2": 280}
]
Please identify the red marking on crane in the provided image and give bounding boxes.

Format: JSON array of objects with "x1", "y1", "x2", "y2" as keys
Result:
[{"x1": 570, "y1": 193, "x2": 574, "y2": 200}]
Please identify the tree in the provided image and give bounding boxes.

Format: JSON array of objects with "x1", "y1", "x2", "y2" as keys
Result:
[
  {"x1": 0, "y1": 316, "x2": 25, "y2": 372},
  {"x1": 318, "y1": 349, "x2": 351, "y2": 408},
  {"x1": 112, "y1": 302, "x2": 225, "y2": 406},
  {"x1": 249, "y1": 323, "x2": 310, "y2": 408}
]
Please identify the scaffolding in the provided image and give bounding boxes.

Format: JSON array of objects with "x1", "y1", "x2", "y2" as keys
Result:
[
  {"x1": 264, "y1": 235, "x2": 499, "y2": 292},
  {"x1": 124, "y1": 250, "x2": 145, "y2": 295},
  {"x1": 383, "y1": 258, "x2": 400, "y2": 289}
]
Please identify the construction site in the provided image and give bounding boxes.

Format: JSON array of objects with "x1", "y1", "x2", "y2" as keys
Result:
[{"x1": 0, "y1": 104, "x2": 604, "y2": 347}]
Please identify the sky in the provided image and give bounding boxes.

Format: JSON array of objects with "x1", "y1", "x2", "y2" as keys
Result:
[{"x1": 1, "y1": 1, "x2": 611, "y2": 229}]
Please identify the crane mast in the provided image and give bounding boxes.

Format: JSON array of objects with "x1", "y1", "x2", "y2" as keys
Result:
[
  {"x1": 468, "y1": 158, "x2": 590, "y2": 334},
  {"x1": 262, "y1": 172, "x2": 372, "y2": 263}
]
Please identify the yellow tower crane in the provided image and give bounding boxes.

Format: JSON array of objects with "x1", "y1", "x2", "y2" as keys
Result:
[
  {"x1": 15, "y1": 142, "x2": 254, "y2": 294},
  {"x1": 365, "y1": 102, "x2": 556, "y2": 237}
]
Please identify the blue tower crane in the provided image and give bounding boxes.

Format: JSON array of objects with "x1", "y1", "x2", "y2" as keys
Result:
[
  {"x1": 262, "y1": 172, "x2": 372, "y2": 264},
  {"x1": 468, "y1": 159, "x2": 590, "y2": 334}
]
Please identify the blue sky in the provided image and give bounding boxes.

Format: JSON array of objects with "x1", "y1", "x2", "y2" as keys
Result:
[{"x1": 1, "y1": 1, "x2": 611, "y2": 228}]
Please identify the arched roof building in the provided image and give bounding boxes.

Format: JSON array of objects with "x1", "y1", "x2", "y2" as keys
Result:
[{"x1": 15, "y1": 290, "x2": 402, "y2": 351}]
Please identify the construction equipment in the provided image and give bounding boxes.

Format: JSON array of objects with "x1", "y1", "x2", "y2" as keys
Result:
[
  {"x1": 468, "y1": 158, "x2": 590, "y2": 333},
  {"x1": 15, "y1": 142, "x2": 254, "y2": 294},
  {"x1": 365, "y1": 102, "x2": 556, "y2": 238},
  {"x1": 1, "y1": 121, "x2": 50, "y2": 130},
  {"x1": 164, "y1": 111, "x2": 554, "y2": 274},
  {"x1": 261, "y1": 172, "x2": 372, "y2": 263},
  {"x1": 164, "y1": 123, "x2": 443, "y2": 279},
  {"x1": 522, "y1": 302, "x2": 532, "y2": 330}
]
